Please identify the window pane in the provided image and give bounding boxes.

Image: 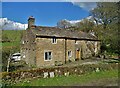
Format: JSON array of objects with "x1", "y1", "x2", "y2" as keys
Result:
[
  {"x1": 52, "y1": 38, "x2": 54, "y2": 43},
  {"x1": 45, "y1": 51, "x2": 52, "y2": 60},
  {"x1": 52, "y1": 37, "x2": 56, "y2": 43},
  {"x1": 68, "y1": 51, "x2": 72, "y2": 57},
  {"x1": 49, "y1": 52, "x2": 51, "y2": 60},
  {"x1": 54, "y1": 38, "x2": 56, "y2": 43},
  {"x1": 45, "y1": 52, "x2": 48, "y2": 60}
]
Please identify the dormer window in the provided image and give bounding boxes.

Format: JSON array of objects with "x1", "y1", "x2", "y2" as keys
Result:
[{"x1": 52, "y1": 37, "x2": 57, "y2": 44}]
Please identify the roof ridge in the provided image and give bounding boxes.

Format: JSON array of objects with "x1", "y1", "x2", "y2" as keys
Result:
[{"x1": 28, "y1": 26, "x2": 98, "y2": 40}]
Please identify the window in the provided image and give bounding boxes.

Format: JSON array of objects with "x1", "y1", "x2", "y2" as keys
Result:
[
  {"x1": 44, "y1": 51, "x2": 52, "y2": 61},
  {"x1": 68, "y1": 51, "x2": 72, "y2": 57},
  {"x1": 52, "y1": 37, "x2": 57, "y2": 44},
  {"x1": 22, "y1": 41, "x2": 25, "y2": 44},
  {"x1": 75, "y1": 40, "x2": 78, "y2": 44}
]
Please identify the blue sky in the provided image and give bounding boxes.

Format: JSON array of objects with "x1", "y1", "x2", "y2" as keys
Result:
[{"x1": 2, "y1": 2, "x2": 92, "y2": 26}]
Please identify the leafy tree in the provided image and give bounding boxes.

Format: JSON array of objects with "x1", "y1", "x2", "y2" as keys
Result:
[
  {"x1": 91, "y1": 2, "x2": 119, "y2": 54},
  {"x1": 76, "y1": 19, "x2": 95, "y2": 33}
]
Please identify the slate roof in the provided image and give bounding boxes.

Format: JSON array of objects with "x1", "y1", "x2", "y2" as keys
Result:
[{"x1": 31, "y1": 26, "x2": 98, "y2": 40}]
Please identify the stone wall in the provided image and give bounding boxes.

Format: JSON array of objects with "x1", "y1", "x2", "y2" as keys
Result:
[
  {"x1": 79, "y1": 40, "x2": 92, "y2": 59},
  {"x1": 66, "y1": 39, "x2": 75, "y2": 62},
  {"x1": 35, "y1": 38, "x2": 100, "y2": 67},
  {"x1": 35, "y1": 37, "x2": 65, "y2": 67},
  {"x1": 21, "y1": 30, "x2": 101, "y2": 67},
  {"x1": 76, "y1": 40, "x2": 101, "y2": 59},
  {"x1": 2, "y1": 63, "x2": 118, "y2": 85},
  {"x1": 21, "y1": 29, "x2": 36, "y2": 66}
]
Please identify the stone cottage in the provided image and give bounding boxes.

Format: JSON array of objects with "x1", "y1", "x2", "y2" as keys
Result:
[{"x1": 21, "y1": 16, "x2": 101, "y2": 67}]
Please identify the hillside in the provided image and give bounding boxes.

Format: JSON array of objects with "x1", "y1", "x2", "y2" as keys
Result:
[
  {"x1": 2, "y1": 30, "x2": 24, "y2": 49},
  {"x1": 1, "y1": 30, "x2": 24, "y2": 72}
]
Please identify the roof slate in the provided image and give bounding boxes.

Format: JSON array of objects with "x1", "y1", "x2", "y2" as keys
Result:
[{"x1": 31, "y1": 26, "x2": 98, "y2": 40}]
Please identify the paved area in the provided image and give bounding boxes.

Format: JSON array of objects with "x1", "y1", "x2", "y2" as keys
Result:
[{"x1": 62, "y1": 57, "x2": 102, "y2": 67}]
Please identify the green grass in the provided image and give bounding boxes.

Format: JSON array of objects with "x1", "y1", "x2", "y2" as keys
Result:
[
  {"x1": 2, "y1": 30, "x2": 24, "y2": 48},
  {"x1": 0, "y1": 42, "x2": 2, "y2": 47},
  {"x1": 2, "y1": 42, "x2": 20, "y2": 47},
  {"x1": 14, "y1": 69, "x2": 118, "y2": 86},
  {"x1": 2, "y1": 30, "x2": 24, "y2": 41}
]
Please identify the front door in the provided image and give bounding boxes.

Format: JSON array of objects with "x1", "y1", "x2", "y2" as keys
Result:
[{"x1": 76, "y1": 49, "x2": 81, "y2": 61}]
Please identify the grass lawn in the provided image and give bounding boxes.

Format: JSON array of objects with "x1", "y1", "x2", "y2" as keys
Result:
[
  {"x1": 0, "y1": 42, "x2": 2, "y2": 47},
  {"x1": 2, "y1": 42, "x2": 20, "y2": 47},
  {"x1": 1, "y1": 30, "x2": 24, "y2": 51},
  {"x1": 2, "y1": 30, "x2": 23, "y2": 42},
  {"x1": 2, "y1": 30, "x2": 24, "y2": 48},
  {"x1": 14, "y1": 69, "x2": 118, "y2": 86}
]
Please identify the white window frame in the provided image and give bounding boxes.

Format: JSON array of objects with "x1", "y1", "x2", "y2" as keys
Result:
[
  {"x1": 22, "y1": 40, "x2": 25, "y2": 44},
  {"x1": 52, "y1": 37, "x2": 57, "y2": 44},
  {"x1": 44, "y1": 50, "x2": 52, "y2": 61},
  {"x1": 68, "y1": 51, "x2": 72, "y2": 57},
  {"x1": 75, "y1": 40, "x2": 78, "y2": 44}
]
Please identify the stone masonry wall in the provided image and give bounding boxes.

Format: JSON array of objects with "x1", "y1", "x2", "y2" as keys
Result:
[
  {"x1": 66, "y1": 39, "x2": 75, "y2": 62},
  {"x1": 35, "y1": 37, "x2": 65, "y2": 67},
  {"x1": 21, "y1": 29, "x2": 36, "y2": 66},
  {"x1": 21, "y1": 30, "x2": 101, "y2": 67},
  {"x1": 2, "y1": 63, "x2": 118, "y2": 85}
]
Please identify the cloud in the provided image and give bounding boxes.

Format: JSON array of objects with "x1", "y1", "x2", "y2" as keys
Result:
[
  {"x1": 65, "y1": 0, "x2": 120, "y2": 11},
  {"x1": 0, "y1": 18, "x2": 28, "y2": 30},
  {"x1": 72, "y1": 2, "x2": 97, "y2": 11},
  {"x1": 65, "y1": 0, "x2": 97, "y2": 11}
]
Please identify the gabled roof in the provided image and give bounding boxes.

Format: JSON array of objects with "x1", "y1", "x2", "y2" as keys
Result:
[{"x1": 31, "y1": 26, "x2": 99, "y2": 41}]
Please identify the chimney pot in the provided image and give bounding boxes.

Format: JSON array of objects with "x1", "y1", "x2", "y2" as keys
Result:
[{"x1": 28, "y1": 16, "x2": 35, "y2": 29}]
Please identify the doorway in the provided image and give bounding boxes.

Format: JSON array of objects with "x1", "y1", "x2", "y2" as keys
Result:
[{"x1": 75, "y1": 48, "x2": 81, "y2": 61}]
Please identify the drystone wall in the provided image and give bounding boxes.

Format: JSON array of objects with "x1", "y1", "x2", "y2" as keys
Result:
[{"x1": 2, "y1": 63, "x2": 118, "y2": 85}]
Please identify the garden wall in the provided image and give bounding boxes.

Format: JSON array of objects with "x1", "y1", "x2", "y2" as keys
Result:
[{"x1": 2, "y1": 63, "x2": 118, "y2": 85}]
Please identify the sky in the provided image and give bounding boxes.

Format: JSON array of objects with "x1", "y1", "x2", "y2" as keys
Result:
[{"x1": 2, "y1": 2, "x2": 95, "y2": 26}]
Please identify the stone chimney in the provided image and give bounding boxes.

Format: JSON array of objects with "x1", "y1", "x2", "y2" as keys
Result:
[{"x1": 28, "y1": 16, "x2": 35, "y2": 29}]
